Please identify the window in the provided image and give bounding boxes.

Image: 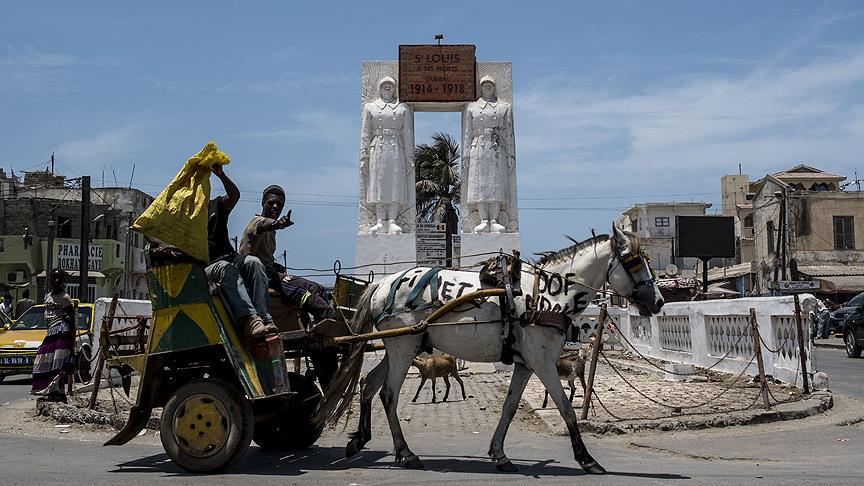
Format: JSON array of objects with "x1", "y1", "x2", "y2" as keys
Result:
[
  {"x1": 632, "y1": 219, "x2": 639, "y2": 232},
  {"x1": 743, "y1": 214, "x2": 754, "y2": 229},
  {"x1": 834, "y1": 216, "x2": 855, "y2": 250},
  {"x1": 655, "y1": 216, "x2": 670, "y2": 227},
  {"x1": 767, "y1": 221, "x2": 775, "y2": 254}
]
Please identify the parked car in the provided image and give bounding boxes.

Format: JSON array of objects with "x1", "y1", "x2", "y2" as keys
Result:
[
  {"x1": 842, "y1": 302, "x2": 864, "y2": 358},
  {"x1": 0, "y1": 302, "x2": 94, "y2": 383},
  {"x1": 830, "y1": 292, "x2": 864, "y2": 334},
  {"x1": 0, "y1": 297, "x2": 152, "y2": 383}
]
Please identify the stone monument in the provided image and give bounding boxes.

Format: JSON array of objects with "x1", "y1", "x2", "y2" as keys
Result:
[
  {"x1": 355, "y1": 48, "x2": 520, "y2": 277},
  {"x1": 355, "y1": 64, "x2": 418, "y2": 277}
]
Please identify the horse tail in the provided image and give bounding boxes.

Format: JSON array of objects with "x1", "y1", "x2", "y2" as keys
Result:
[{"x1": 314, "y1": 281, "x2": 379, "y2": 427}]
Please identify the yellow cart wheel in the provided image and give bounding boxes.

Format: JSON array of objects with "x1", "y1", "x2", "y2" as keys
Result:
[{"x1": 161, "y1": 378, "x2": 253, "y2": 472}]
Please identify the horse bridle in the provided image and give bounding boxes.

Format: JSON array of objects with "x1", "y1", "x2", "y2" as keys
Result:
[{"x1": 607, "y1": 248, "x2": 656, "y2": 298}]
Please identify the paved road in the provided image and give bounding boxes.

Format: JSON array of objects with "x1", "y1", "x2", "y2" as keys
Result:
[
  {"x1": 814, "y1": 347, "x2": 864, "y2": 399},
  {"x1": 0, "y1": 374, "x2": 30, "y2": 404},
  {"x1": 1, "y1": 403, "x2": 863, "y2": 486}
]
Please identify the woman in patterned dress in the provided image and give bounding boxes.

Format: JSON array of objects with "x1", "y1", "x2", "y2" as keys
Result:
[{"x1": 30, "y1": 269, "x2": 77, "y2": 402}]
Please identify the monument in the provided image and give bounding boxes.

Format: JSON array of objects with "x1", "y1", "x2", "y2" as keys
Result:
[{"x1": 355, "y1": 45, "x2": 520, "y2": 277}]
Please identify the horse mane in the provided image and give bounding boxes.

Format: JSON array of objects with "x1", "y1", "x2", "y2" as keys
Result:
[{"x1": 535, "y1": 234, "x2": 611, "y2": 267}]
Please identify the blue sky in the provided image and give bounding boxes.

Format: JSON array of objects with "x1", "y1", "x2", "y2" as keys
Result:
[{"x1": 2, "y1": 1, "x2": 863, "y2": 279}]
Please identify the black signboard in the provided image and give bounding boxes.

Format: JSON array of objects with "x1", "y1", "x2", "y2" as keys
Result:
[{"x1": 675, "y1": 216, "x2": 735, "y2": 259}]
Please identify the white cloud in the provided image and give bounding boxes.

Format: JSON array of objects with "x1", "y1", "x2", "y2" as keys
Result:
[
  {"x1": 515, "y1": 48, "x2": 864, "y2": 194},
  {"x1": 54, "y1": 125, "x2": 144, "y2": 168},
  {"x1": 238, "y1": 111, "x2": 357, "y2": 151}
]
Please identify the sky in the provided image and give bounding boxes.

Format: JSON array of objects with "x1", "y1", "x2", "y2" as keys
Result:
[{"x1": 2, "y1": 1, "x2": 863, "y2": 280}]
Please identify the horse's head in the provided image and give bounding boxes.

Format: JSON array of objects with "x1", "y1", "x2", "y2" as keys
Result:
[{"x1": 608, "y1": 224, "x2": 664, "y2": 317}]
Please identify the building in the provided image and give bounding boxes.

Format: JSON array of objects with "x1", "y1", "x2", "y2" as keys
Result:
[
  {"x1": 0, "y1": 168, "x2": 153, "y2": 304},
  {"x1": 726, "y1": 164, "x2": 864, "y2": 297},
  {"x1": 619, "y1": 202, "x2": 714, "y2": 274}
]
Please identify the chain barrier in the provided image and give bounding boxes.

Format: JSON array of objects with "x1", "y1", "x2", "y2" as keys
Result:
[{"x1": 599, "y1": 349, "x2": 757, "y2": 411}]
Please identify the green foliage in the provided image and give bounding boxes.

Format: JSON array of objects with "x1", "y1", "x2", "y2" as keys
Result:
[{"x1": 415, "y1": 132, "x2": 461, "y2": 231}]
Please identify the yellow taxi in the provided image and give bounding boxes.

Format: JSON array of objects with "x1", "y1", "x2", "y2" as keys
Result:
[{"x1": 0, "y1": 302, "x2": 94, "y2": 382}]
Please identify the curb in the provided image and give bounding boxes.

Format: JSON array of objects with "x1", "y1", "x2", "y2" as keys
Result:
[
  {"x1": 526, "y1": 390, "x2": 833, "y2": 436},
  {"x1": 814, "y1": 340, "x2": 845, "y2": 350},
  {"x1": 35, "y1": 400, "x2": 159, "y2": 431}
]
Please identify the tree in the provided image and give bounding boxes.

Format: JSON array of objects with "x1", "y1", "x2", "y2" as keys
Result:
[{"x1": 415, "y1": 132, "x2": 461, "y2": 267}]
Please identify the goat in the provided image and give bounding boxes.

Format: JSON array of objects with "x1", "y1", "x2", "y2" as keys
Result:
[
  {"x1": 542, "y1": 348, "x2": 588, "y2": 408},
  {"x1": 410, "y1": 353, "x2": 466, "y2": 403}
]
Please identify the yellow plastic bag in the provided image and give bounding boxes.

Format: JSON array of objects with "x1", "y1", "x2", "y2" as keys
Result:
[{"x1": 131, "y1": 142, "x2": 230, "y2": 262}]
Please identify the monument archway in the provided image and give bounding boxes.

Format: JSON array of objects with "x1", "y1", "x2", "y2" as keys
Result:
[{"x1": 356, "y1": 49, "x2": 520, "y2": 278}]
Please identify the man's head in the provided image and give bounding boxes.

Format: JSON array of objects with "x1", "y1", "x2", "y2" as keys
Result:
[
  {"x1": 22, "y1": 289, "x2": 30, "y2": 299},
  {"x1": 262, "y1": 185, "x2": 286, "y2": 220},
  {"x1": 49, "y1": 268, "x2": 67, "y2": 292}
]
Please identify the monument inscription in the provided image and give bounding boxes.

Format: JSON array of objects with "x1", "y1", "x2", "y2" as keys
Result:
[{"x1": 398, "y1": 44, "x2": 476, "y2": 102}]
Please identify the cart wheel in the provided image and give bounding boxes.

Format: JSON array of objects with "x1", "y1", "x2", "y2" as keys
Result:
[
  {"x1": 253, "y1": 373, "x2": 324, "y2": 450},
  {"x1": 160, "y1": 378, "x2": 254, "y2": 473}
]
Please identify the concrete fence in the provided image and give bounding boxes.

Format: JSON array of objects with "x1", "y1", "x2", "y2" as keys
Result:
[{"x1": 572, "y1": 295, "x2": 816, "y2": 388}]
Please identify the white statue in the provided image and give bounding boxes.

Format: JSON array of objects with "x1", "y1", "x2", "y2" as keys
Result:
[
  {"x1": 463, "y1": 75, "x2": 516, "y2": 234},
  {"x1": 360, "y1": 76, "x2": 414, "y2": 235}
]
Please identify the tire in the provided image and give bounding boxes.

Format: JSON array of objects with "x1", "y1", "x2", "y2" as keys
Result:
[
  {"x1": 160, "y1": 378, "x2": 254, "y2": 473},
  {"x1": 253, "y1": 373, "x2": 324, "y2": 450},
  {"x1": 845, "y1": 331, "x2": 862, "y2": 359},
  {"x1": 76, "y1": 348, "x2": 93, "y2": 383}
]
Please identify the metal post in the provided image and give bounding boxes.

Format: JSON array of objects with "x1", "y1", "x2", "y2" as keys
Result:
[
  {"x1": 701, "y1": 257, "x2": 709, "y2": 294},
  {"x1": 89, "y1": 294, "x2": 118, "y2": 409},
  {"x1": 79, "y1": 176, "x2": 91, "y2": 302},
  {"x1": 793, "y1": 294, "x2": 810, "y2": 393},
  {"x1": 46, "y1": 209, "x2": 56, "y2": 275},
  {"x1": 581, "y1": 304, "x2": 608, "y2": 421},
  {"x1": 749, "y1": 308, "x2": 771, "y2": 409}
]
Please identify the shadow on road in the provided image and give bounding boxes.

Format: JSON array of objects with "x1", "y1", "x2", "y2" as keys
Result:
[{"x1": 109, "y1": 446, "x2": 689, "y2": 480}]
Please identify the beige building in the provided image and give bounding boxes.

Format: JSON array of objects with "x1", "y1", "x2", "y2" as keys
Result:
[
  {"x1": 743, "y1": 164, "x2": 864, "y2": 296},
  {"x1": 619, "y1": 202, "x2": 713, "y2": 274}
]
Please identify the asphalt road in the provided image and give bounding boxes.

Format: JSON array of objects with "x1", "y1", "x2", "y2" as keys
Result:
[
  {"x1": 1, "y1": 405, "x2": 863, "y2": 486},
  {"x1": 0, "y1": 374, "x2": 30, "y2": 404},
  {"x1": 815, "y1": 347, "x2": 864, "y2": 399}
]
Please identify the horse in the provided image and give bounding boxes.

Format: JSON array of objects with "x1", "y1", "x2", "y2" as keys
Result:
[{"x1": 317, "y1": 224, "x2": 664, "y2": 475}]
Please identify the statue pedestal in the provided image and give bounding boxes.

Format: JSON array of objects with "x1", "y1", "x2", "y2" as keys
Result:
[
  {"x1": 355, "y1": 234, "x2": 417, "y2": 281},
  {"x1": 459, "y1": 233, "x2": 521, "y2": 268}
]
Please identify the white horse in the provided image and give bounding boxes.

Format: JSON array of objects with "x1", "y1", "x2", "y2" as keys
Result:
[{"x1": 318, "y1": 225, "x2": 664, "y2": 475}]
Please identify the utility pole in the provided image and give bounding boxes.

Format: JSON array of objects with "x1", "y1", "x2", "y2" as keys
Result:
[
  {"x1": 779, "y1": 190, "x2": 787, "y2": 281},
  {"x1": 79, "y1": 176, "x2": 91, "y2": 303},
  {"x1": 46, "y1": 208, "x2": 56, "y2": 275},
  {"x1": 123, "y1": 213, "x2": 132, "y2": 298}
]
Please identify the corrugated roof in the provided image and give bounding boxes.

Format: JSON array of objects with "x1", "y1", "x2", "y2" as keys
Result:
[
  {"x1": 705, "y1": 262, "x2": 754, "y2": 282},
  {"x1": 797, "y1": 265, "x2": 864, "y2": 277}
]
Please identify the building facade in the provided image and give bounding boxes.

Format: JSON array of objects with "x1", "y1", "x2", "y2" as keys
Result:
[
  {"x1": 733, "y1": 164, "x2": 864, "y2": 297},
  {"x1": 0, "y1": 169, "x2": 153, "y2": 306}
]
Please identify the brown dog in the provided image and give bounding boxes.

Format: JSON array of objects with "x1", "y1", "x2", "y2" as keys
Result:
[
  {"x1": 410, "y1": 353, "x2": 467, "y2": 403},
  {"x1": 542, "y1": 348, "x2": 588, "y2": 408}
]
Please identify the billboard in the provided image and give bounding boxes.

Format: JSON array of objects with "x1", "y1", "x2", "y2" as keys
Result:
[{"x1": 675, "y1": 216, "x2": 735, "y2": 259}]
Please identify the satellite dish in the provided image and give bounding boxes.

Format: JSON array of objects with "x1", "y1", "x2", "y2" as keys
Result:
[{"x1": 665, "y1": 264, "x2": 679, "y2": 277}]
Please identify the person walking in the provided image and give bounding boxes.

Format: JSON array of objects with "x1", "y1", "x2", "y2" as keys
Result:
[{"x1": 30, "y1": 269, "x2": 77, "y2": 402}]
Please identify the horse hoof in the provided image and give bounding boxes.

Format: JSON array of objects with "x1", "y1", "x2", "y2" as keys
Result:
[
  {"x1": 495, "y1": 460, "x2": 519, "y2": 472},
  {"x1": 581, "y1": 461, "x2": 606, "y2": 475},
  {"x1": 345, "y1": 441, "x2": 362, "y2": 458},
  {"x1": 403, "y1": 455, "x2": 425, "y2": 469}
]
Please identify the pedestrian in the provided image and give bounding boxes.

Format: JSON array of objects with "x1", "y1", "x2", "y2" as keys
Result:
[
  {"x1": 15, "y1": 288, "x2": 35, "y2": 319},
  {"x1": 30, "y1": 269, "x2": 77, "y2": 402},
  {"x1": 0, "y1": 293, "x2": 12, "y2": 315}
]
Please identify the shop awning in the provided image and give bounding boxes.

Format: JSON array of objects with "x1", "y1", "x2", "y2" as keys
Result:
[
  {"x1": 814, "y1": 275, "x2": 864, "y2": 293},
  {"x1": 35, "y1": 271, "x2": 107, "y2": 278}
]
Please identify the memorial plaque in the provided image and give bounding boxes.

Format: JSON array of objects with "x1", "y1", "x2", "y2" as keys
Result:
[{"x1": 399, "y1": 44, "x2": 476, "y2": 102}]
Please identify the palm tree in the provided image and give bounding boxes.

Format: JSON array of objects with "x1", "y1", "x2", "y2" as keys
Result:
[{"x1": 415, "y1": 132, "x2": 461, "y2": 267}]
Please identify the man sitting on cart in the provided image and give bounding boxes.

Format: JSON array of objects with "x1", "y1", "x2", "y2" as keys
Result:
[
  {"x1": 239, "y1": 185, "x2": 339, "y2": 325},
  {"x1": 206, "y1": 164, "x2": 279, "y2": 338}
]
